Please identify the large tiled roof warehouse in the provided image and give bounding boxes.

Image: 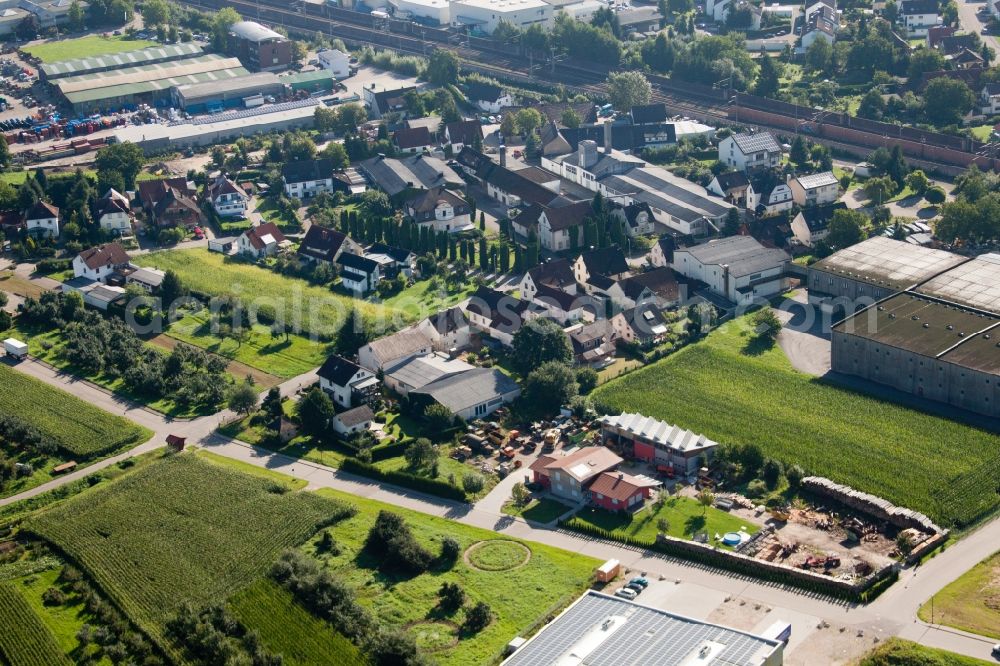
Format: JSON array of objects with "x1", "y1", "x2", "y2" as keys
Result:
[{"x1": 40, "y1": 43, "x2": 204, "y2": 80}]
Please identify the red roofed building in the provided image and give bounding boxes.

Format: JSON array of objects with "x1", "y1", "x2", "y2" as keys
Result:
[
  {"x1": 237, "y1": 222, "x2": 287, "y2": 258},
  {"x1": 528, "y1": 446, "x2": 623, "y2": 503},
  {"x1": 587, "y1": 471, "x2": 659, "y2": 512}
]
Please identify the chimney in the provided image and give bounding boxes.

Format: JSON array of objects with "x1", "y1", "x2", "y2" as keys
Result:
[
  {"x1": 603, "y1": 119, "x2": 613, "y2": 150},
  {"x1": 618, "y1": 472, "x2": 624, "y2": 480},
  {"x1": 499, "y1": 145, "x2": 507, "y2": 168}
]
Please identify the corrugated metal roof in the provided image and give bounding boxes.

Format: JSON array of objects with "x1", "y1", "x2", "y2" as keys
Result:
[
  {"x1": 175, "y1": 72, "x2": 282, "y2": 103},
  {"x1": 57, "y1": 54, "x2": 242, "y2": 94},
  {"x1": 41, "y1": 43, "x2": 203, "y2": 78},
  {"x1": 599, "y1": 413, "x2": 718, "y2": 453},
  {"x1": 64, "y1": 66, "x2": 248, "y2": 104}
]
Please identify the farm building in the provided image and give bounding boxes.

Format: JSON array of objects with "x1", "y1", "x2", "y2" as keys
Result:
[
  {"x1": 54, "y1": 53, "x2": 248, "y2": 114},
  {"x1": 807, "y1": 237, "x2": 968, "y2": 309},
  {"x1": 502, "y1": 591, "x2": 784, "y2": 666},
  {"x1": 598, "y1": 412, "x2": 719, "y2": 476},
  {"x1": 832, "y1": 254, "x2": 1000, "y2": 418},
  {"x1": 408, "y1": 367, "x2": 520, "y2": 421},
  {"x1": 171, "y1": 72, "x2": 285, "y2": 113}
]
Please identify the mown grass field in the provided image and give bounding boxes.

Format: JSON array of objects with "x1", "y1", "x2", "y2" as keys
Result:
[
  {"x1": 379, "y1": 279, "x2": 477, "y2": 319},
  {"x1": 591, "y1": 316, "x2": 1000, "y2": 528},
  {"x1": 22, "y1": 35, "x2": 157, "y2": 62},
  {"x1": 570, "y1": 495, "x2": 757, "y2": 549},
  {"x1": 918, "y1": 550, "x2": 1000, "y2": 640},
  {"x1": 501, "y1": 497, "x2": 573, "y2": 524},
  {"x1": 135, "y1": 249, "x2": 409, "y2": 338},
  {"x1": 0, "y1": 363, "x2": 150, "y2": 458},
  {"x1": 312, "y1": 486, "x2": 599, "y2": 666},
  {"x1": 858, "y1": 638, "x2": 994, "y2": 666},
  {"x1": 0, "y1": 582, "x2": 72, "y2": 666},
  {"x1": 164, "y1": 308, "x2": 329, "y2": 378},
  {"x1": 229, "y1": 579, "x2": 368, "y2": 666},
  {"x1": 26, "y1": 453, "x2": 350, "y2": 656}
]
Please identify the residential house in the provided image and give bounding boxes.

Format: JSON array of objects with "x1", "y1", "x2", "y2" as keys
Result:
[
  {"x1": 464, "y1": 285, "x2": 529, "y2": 346},
  {"x1": 483, "y1": 161, "x2": 562, "y2": 210},
  {"x1": 358, "y1": 327, "x2": 433, "y2": 372},
  {"x1": 528, "y1": 445, "x2": 623, "y2": 503},
  {"x1": 519, "y1": 258, "x2": 577, "y2": 301},
  {"x1": 803, "y1": 0, "x2": 836, "y2": 24},
  {"x1": 23, "y1": 201, "x2": 59, "y2": 238},
  {"x1": 900, "y1": 0, "x2": 940, "y2": 36},
  {"x1": 208, "y1": 175, "x2": 249, "y2": 217},
  {"x1": 332, "y1": 405, "x2": 375, "y2": 437},
  {"x1": 801, "y1": 7, "x2": 837, "y2": 49},
  {"x1": 610, "y1": 201, "x2": 655, "y2": 238},
  {"x1": 531, "y1": 283, "x2": 594, "y2": 324},
  {"x1": 465, "y1": 81, "x2": 513, "y2": 114},
  {"x1": 137, "y1": 177, "x2": 201, "y2": 228},
  {"x1": 791, "y1": 202, "x2": 847, "y2": 247},
  {"x1": 672, "y1": 235, "x2": 791, "y2": 305},
  {"x1": 707, "y1": 171, "x2": 752, "y2": 208},
  {"x1": 567, "y1": 319, "x2": 616, "y2": 366},
  {"x1": 409, "y1": 367, "x2": 521, "y2": 421},
  {"x1": 789, "y1": 171, "x2": 840, "y2": 207},
  {"x1": 573, "y1": 247, "x2": 630, "y2": 286},
  {"x1": 317, "y1": 48, "x2": 350, "y2": 78},
  {"x1": 337, "y1": 252, "x2": 381, "y2": 295},
  {"x1": 403, "y1": 187, "x2": 472, "y2": 233},
  {"x1": 443, "y1": 119, "x2": 483, "y2": 152},
  {"x1": 539, "y1": 121, "x2": 572, "y2": 157},
  {"x1": 332, "y1": 168, "x2": 368, "y2": 195},
  {"x1": 606, "y1": 267, "x2": 681, "y2": 310},
  {"x1": 982, "y1": 83, "x2": 1000, "y2": 114},
  {"x1": 0, "y1": 210, "x2": 23, "y2": 237},
  {"x1": 363, "y1": 84, "x2": 417, "y2": 119},
  {"x1": 611, "y1": 303, "x2": 669, "y2": 345},
  {"x1": 237, "y1": 222, "x2": 286, "y2": 258},
  {"x1": 718, "y1": 132, "x2": 782, "y2": 173},
  {"x1": 599, "y1": 412, "x2": 719, "y2": 476},
  {"x1": 72, "y1": 243, "x2": 131, "y2": 283},
  {"x1": 282, "y1": 158, "x2": 334, "y2": 199},
  {"x1": 317, "y1": 354, "x2": 378, "y2": 408},
  {"x1": 384, "y1": 353, "x2": 473, "y2": 397},
  {"x1": 365, "y1": 242, "x2": 417, "y2": 278},
  {"x1": 297, "y1": 224, "x2": 360, "y2": 264},
  {"x1": 392, "y1": 126, "x2": 435, "y2": 154},
  {"x1": 588, "y1": 471, "x2": 661, "y2": 512},
  {"x1": 94, "y1": 190, "x2": 133, "y2": 236},
  {"x1": 537, "y1": 200, "x2": 592, "y2": 252},
  {"x1": 749, "y1": 171, "x2": 793, "y2": 217},
  {"x1": 649, "y1": 236, "x2": 674, "y2": 268},
  {"x1": 629, "y1": 103, "x2": 668, "y2": 126},
  {"x1": 359, "y1": 153, "x2": 464, "y2": 198},
  {"x1": 418, "y1": 306, "x2": 472, "y2": 352},
  {"x1": 935, "y1": 32, "x2": 980, "y2": 57}
]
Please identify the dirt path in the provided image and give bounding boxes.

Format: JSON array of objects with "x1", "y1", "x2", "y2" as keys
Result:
[{"x1": 147, "y1": 334, "x2": 282, "y2": 389}]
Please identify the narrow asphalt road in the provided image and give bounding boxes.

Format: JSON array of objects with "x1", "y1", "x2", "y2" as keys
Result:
[{"x1": 3, "y1": 359, "x2": 1000, "y2": 662}]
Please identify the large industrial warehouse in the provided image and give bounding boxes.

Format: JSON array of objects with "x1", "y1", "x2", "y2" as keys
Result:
[
  {"x1": 39, "y1": 42, "x2": 204, "y2": 80},
  {"x1": 819, "y1": 240, "x2": 1000, "y2": 418}
]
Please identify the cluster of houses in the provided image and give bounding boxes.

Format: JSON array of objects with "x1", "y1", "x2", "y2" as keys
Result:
[{"x1": 63, "y1": 241, "x2": 166, "y2": 310}]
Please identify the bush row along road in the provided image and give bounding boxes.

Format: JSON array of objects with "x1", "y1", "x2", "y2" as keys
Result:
[{"x1": 2, "y1": 357, "x2": 999, "y2": 663}]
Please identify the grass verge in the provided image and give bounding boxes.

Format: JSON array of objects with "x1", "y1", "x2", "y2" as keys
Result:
[{"x1": 918, "y1": 550, "x2": 1000, "y2": 640}]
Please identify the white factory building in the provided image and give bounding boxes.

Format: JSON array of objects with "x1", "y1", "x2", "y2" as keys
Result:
[{"x1": 450, "y1": 0, "x2": 552, "y2": 32}]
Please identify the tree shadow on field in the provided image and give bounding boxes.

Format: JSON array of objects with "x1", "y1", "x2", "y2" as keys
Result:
[
  {"x1": 741, "y1": 334, "x2": 776, "y2": 357},
  {"x1": 684, "y1": 514, "x2": 706, "y2": 536}
]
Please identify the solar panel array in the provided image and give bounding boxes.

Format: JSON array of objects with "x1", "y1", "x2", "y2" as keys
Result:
[
  {"x1": 189, "y1": 98, "x2": 319, "y2": 126},
  {"x1": 504, "y1": 593, "x2": 778, "y2": 666}
]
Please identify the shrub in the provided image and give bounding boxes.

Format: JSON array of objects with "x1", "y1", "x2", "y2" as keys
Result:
[
  {"x1": 463, "y1": 601, "x2": 492, "y2": 633},
  {"x1": 318, "y1": 530, "x2": 341, "y2": 556},
  {"x1": 440, "y1": 536, "x2": 460, "y2": 564},
  {"x1": 762, "y1": 458, "x2": 784, "y2": 489},
  {"x1": 437, "y1": 582, "x2": 464, "y2": 612},
  {"x1": 41, "y1": 587, "x2": 66, "y2": 606},
  {"x1": 746, "y1": 479, "x2": 768, "y2": 498},
  {"x1": 462, "y1": 473, "x2": 485, "y2": 494},
  {"x1": 924, "y1": 186, "x2": 946, "y2": 204},
  {"x1": 364, "y1": 511, "x2": 433, "y2": 575},
  {"x1": 786, "y1": 464, "x2": 805, "y2": 488}
]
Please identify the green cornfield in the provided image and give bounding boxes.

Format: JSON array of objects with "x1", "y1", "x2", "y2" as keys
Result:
[
  {"x1": 26, "y1": 454, "x2": 352, "y2": 655},
  {"x1": 592, "y1": 318, "x2": 1000, "y2": 528},
  {"x1": 0, "y1": 364, "x2": 151, "y2": 458},
  {"x1": 0, "y1": 582, "x2": 72, "y2": 666}
]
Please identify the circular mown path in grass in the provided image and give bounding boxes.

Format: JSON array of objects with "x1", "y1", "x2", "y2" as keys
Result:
[
  {"x1": 405, "y1": 620, "x2": 458, "y2": 651},
  {"x1": 464, "y1": 539, "x2": 531, "y2": 571}
]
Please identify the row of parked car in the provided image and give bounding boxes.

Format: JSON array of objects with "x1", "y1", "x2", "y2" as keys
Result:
[{"x1": 613, "y1": 576, "x2": 649, "y2": 600}]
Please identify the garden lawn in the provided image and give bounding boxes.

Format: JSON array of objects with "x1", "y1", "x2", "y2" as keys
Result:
[
  {"x1": 379, "y1": 279, "x2": 477, "y2": 319},
  {"x1": 26, "y1": 453, "x2": 351, "y2": 657},
  {"x1": 591, "y1": 316, "x2": 1000, "y2": 529},
  {"x1": 918, "y1": 551, "x2": 1000, "y2": 640},
  {"x1": 372, "y1": 445, "x2": 495, "y2": 499},
  {"x1": 971, "y1": 125, "x2": 995, "y2": 142},
  {"x1": 501, "y1": 497, "x2": 573, "y2": 524},
  {"x1": 0, "y1": 581, "x2": 71, "y2": 666},
  {"x1": 0, "y1": 363, "x2": 150, "y2": 459},
  {"x1": 310, "y1": 486, "x2": 599, "y2": 666},
  {"x1": 570, "y1": 495, "x2": 755, "y2": 549},
  {"x1": 165, "y1": 308, "x2": 329, "y2": 378},
  {"x1": 256, "y1": 197, "x2": 300, "y2": 230},
  {"x1": 134, "y1": 249, "x2": 409, "y2": 338},
  {"x1": 229, "y1": 579, "x2": 368, "y2": 666},
  {"x1": 23, "y1": 35, "x2": 157, "y2": 62},
  {"x1": 858, "y1": 638, "x2": 994, "y2": 666}
]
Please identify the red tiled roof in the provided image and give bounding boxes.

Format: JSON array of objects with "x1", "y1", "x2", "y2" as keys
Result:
[
  {"x1": 588, "y1": 471, "x2": 645, "y2": 502},
  {"x1": 243, "y1": 222, "x2": 286, "y2": 250},
  {"x1": 78, "y1": 242, "x2": 129, "y2": 270}
]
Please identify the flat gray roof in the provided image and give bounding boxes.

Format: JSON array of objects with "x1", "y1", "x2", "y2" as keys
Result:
[
  {"x1": 810, "y1": 237, "x2": 968, "y2": 291},
  {"x1": 914, "y1": 253, "x2": 1000, "y2": 315},
  {"x1": 503, "y1": 591, "x2": 782, "y2": 666},
  {"x1": 679, "y1": 235, "x2": 790, "y2": 278}
]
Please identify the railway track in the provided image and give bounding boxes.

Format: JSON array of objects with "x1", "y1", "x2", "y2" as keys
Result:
[{"x1": 175, "y1": 0, "x2": 993, "y2": 173}]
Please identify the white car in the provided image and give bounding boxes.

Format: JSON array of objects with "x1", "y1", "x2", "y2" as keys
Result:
[
  {"x1": 992, "y1": 643, "x2": 1000, "y2": 658},
  {"x1": 614, "y1": 588, "x2": 637, "y2": 600}
]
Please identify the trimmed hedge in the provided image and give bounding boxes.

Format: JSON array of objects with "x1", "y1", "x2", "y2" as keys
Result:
[
  {"x1": 339, "y1": 458, "x2": 468, "y2": 502},
  {"x1": 559, "y1": 518, "x2": 895, "y2": 602},
  {"x1": 369, "y1": 441, "x2": 411, "y2": 462}
]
